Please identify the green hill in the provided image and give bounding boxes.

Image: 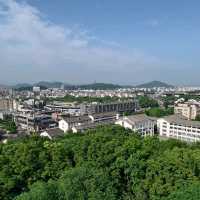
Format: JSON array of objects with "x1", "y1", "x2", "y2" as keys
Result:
[{"x1": 136, "y1": 80, "x2": 173, "y2": 88}]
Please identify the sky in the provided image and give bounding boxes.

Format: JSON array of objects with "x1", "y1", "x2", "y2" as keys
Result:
[{"x1": 0, "y1": 0, "x2": 200, "y2": 86}]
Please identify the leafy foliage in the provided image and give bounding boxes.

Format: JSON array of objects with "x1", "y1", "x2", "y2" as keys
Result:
[
  {"x1": 137, "y1": 96, "x2": 159, "y2": 108},
  {"x1": 0, "y1": 125, "x2": 200, "y2": 200},
  {"x1": 0, "y1": 119, "x2": 17, "y2": 133},
  {"x1": 145, "y1": 107, "x2": 174, "y2": 117},
  {"x1": 162, "y1": 183, "x2": 200, "y2": 200},
  {"x1": 195, "y1": 115, "x2": 200, "y2": 121}
]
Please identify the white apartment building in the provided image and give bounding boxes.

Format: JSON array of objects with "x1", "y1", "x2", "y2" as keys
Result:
[
  {"x1": 115, "y1": 114, "x2": 156, "y2": 137},
  {"x1": 157, "y1": 114, "x2": 200, "y2": 142},
  {"x1": 174, "y1": 100, "x2": 200, "y2": 120}
]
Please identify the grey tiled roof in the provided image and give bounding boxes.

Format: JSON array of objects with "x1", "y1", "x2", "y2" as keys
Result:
[{"x1": 45, "y1": 128, "x2": 64, "y2": 137}]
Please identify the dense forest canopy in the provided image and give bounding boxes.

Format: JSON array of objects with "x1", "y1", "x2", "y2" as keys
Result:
[{"x1": 1, "y1": 125, "x2": 200, "y2": 200}]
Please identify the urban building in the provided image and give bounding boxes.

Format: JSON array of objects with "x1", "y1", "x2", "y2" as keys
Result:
[
  {"x1": 45, "y1": 102, "x2": 80, "y2": 115},
  {"x1": 80, "y1": 100, "x2": 139, "y2": 115},
  {"x1": 71, "y1": 121, "x2": 112, "y2": 133},
  {"x1": 115, "y1": 114, "x2": 156, "y2": 136},
  {"x1": 88, "y1": 112, "x2": 118, "y2": 123},
  {"x1": 0, "y1": 98, "x2": 14, "y2": 111},
  {"x1": 59, "y1": 112, "x2": 118, "y2": 133},
  {"x1": 33, "y1": 86, "x2": 41, "y2": 93},
  {"x1": 174, "y1": 100, "x2": 200, "y2": 120},
  {"x1": 40, "y1": 128, "x2": 64, "y2": 140},
  {"x1": 14, "y1": 113, "x2": 57, "y2": 132},
  {"x1": 157, "y1": 114, "x2": 200, "y2": 142},
  {"x1": 0, "y1": 111, "x2": 12, "y2": 120},
  {"x1": 59, "y1": 115, "x2": 91, "y2": 132}
]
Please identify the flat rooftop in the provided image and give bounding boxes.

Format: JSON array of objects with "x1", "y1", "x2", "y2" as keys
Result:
[{"x1": 162, "y1": 114, "x2": 200, "y2": 128}]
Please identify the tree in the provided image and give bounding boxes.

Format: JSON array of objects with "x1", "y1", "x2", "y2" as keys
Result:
[
  {"x1": 162, "y1": 183, "x2": 200, "y2": 200},
  {"x1": 17, "y1": 167, "x2": 118, "y2": 200},
  {"x1": 195, "y1": 115, "x2": 200, "y2": 121},
  {"x1": 1, "y1": 125, "x2": 200, "y2": 200},
  {"x1": 138, "y1": 96, "x2": 159, "y2": 108},
  {"x1": 145, "y1": 107, "x2": 174, "y2": 117},
  {"x1": 16, "y1": 181, "x2": 62, "y2": 200}
]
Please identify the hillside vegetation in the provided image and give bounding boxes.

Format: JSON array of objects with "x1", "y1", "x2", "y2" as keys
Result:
[{"x1": 0, "y1": 125, "x2": 200, "y2": 200}]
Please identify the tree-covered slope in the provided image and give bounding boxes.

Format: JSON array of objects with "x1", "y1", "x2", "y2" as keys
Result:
[
  {"x1": 136, "y1": 80, "x2": 173, "y2": 88},
  {"x1": 0, "y1": 125, "x2": 200, "y2": 200}
]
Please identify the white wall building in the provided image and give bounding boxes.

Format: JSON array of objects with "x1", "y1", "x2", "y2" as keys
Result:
[
  {"x1": 58, "y1": 119, "x2": 69, "y2": 133},
  {"x1": 157, "y1": 114, "x2": 200, "y2": 142},
  {"x1": 115, "y1": 114, "x2": 156, "y2": 137},
  {"x1": 59, "y1": 116, "x2": 91, "y2": 133}
]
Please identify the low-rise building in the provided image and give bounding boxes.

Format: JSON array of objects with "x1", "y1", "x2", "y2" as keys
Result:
[
  {"x1": 157, "y1": 114, "x2": 200, "y2": 142},
  {"x1": 71, "y1": 120, "x2": 113, "y2": 133},
  {"x1": 115, "y1": 114, "x2": 156, "y2": 136},
  {"x1": 59, "y1": 112, "x2": 118, "y2": 133},
  {"x1": 40, "y1": 128, "x2": 64, "y2": 140},
  {"x1": 89, "y1": 112, "x2": 118, "y2": 123},
  {"x1": 59, "y1": 115, "x2": 91, "y2": 133}
]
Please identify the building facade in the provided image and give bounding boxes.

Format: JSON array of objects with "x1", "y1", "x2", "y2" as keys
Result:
[
  {"x1": 157, "y1": 115, "x2": 200, "y2": 142},
  {"x1": 80, "y1": 100, "x2": 139, "y2": 115},
  {"x1": 14, "y1": 113, "x2": 57, "y2": 132},
  {"x1": 174, "y1": 101, "x2": 200, "y2": 120},
  {"x1": 59, "y1": 116, "x2": 91, "y2": 132},
  {"x1": 115, "y1": 114, "x2": 155, "y2": 137},
  {"x1": 0, "y1": 98, "x2": 14, "y2": 111}
]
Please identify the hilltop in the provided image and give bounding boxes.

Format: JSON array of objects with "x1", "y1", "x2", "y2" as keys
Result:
[{"x1": 136, "y1": 80, "x2": 174, "y2": 88}]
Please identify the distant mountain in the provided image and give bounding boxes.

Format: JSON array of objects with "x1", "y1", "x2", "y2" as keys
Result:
[
  {"x1": 34, "y1": 81, "x2": 64, "y2": 89},
  {"x1": 136, "y1": 81, "x2": 173, "y2": 88},
  {"x1": 11, "y1": 82, "x2": 125, "y2": 91},
  {"x1": 13, "y1": 83, "x2": 33, "y2": 91},
  {"x1": 75, "y1": 83, "x2": 123, "y2": 90},
  {"x1": 11, "y1": 81, "x2": 174, "y2": 90}
]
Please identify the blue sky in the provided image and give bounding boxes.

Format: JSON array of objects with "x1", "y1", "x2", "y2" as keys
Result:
[{"x1": 0, "y1": 0, "x2": 200, "y2": 85}]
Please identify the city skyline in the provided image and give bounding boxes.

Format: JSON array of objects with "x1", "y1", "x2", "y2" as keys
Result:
[{"x1": 0, "y1": 0, "x2": 200, "y2": 85}]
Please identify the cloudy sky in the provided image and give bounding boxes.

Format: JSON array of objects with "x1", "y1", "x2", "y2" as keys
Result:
[{"x1": 0, "y1": 0, "x2": 200, "y2": 85}]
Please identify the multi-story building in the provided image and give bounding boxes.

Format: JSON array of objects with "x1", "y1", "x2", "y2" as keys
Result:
[
  {"x1": 45, "y1": 102, "x2": 80, "y2": 115},
  {"x1": 157, "y1": 114, "x2": 200, "y2": 142},
  {"x1": 80, "y1": 100, "x2": 139, "y2": 115},
  {"x1": 0, "y1": 98, "x2": 14, "y2": 111},
  {"x1": 14, "y1": 113, "x2": 57, "y2": 132},
  {"x1": 115, "y1": 114, "x2": 156, "y2": 137},
  {"x1": 174, "y1": 100, "x2": 200, "y2": 120}
]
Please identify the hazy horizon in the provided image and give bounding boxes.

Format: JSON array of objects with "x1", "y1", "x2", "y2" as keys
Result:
[
  {"x1": 0, "y1": 0, "x2": 200, "y2": 85},
  {"x1": 1, "y1": 80, "x2": 200, "y2": 88}
]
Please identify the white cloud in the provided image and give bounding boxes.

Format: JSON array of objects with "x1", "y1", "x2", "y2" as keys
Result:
[{"x1": 0, "y1": 0, "x2": 160, "y2": 84}]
